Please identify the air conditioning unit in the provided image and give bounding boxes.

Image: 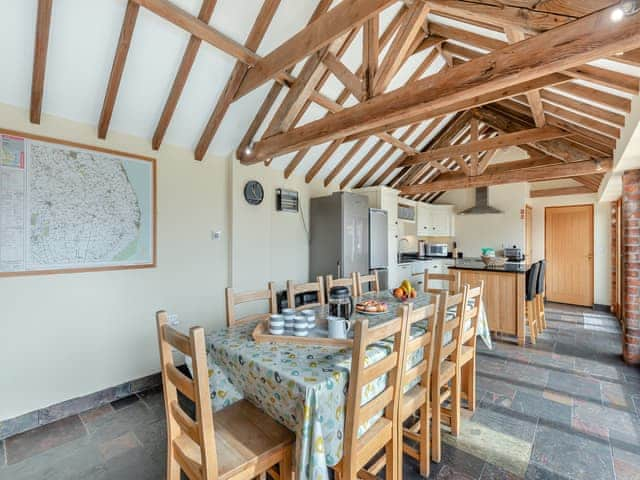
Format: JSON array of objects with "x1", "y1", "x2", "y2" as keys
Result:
[{"x1": 276, "y1": 189, "x2": 299, "y2": 213}]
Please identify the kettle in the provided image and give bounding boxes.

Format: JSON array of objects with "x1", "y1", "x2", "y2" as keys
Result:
[{"x1": 328, "y1": 286, "x2": 354, "y2": 320}]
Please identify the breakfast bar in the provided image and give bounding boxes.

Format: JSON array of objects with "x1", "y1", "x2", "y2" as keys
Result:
[{"x1": 450, "y1": 260, "x2": 527, "y2": 346}]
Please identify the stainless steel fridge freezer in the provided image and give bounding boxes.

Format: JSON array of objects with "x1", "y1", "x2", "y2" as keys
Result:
[
  {"x1": 369, "y1": 208, "x2": 389, "y2": 291},
  {"x1": 310, "y1": 192, "x2": 369, "y2": 281}
]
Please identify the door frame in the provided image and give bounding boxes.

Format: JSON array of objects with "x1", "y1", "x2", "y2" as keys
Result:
[
  {"x1": 524, "y1": 204, "x2": 533, "y2": 263},
  {"x1": 544, "y1": 204, "x2": 594, "y2": 307}
]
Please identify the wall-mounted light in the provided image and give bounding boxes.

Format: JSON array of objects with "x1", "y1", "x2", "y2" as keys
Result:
[
  {"x1": 611, "y1": 0, "x2": 640, "y2": 21},
  {"x1": 595, "y1": 159, "x2": 603, "y2": 171}
]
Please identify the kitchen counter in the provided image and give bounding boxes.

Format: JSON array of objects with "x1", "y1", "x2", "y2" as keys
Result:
[
  {"x1": 450, "y1": 260, "x2": 527, "y2": 346},
  {"x1": 397, "y1": 254, "x2": 453, "y2": 265},
  {"x1": 450, "y1": 259, "x2": 528, "y2": 273}
]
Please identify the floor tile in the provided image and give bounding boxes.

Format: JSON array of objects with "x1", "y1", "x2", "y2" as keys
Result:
[
  {"x1": 510, "y1": 390, "x2": 572, "y2": 428},
  {"x1": 85, "y1": 401, "x2": 155, "y2": 444},
  {"x1": 480, "y1": 462, "x2": 523, "y2": 480},
  {"x1": 546, "y1": 370, "x2": 601, "y2": 403},
  {"x1": 429, "y1": 443, "x2": 487, "y2": 480},
  {"x1": 530, "y1": 424, "x2": 615, "y2": 480},
  {"x1": 98, "y1": 432, "x2": 141, "y2": 462},
  {"x1": 5, "y1": 415, "x2": 86, "y2": 465},
  {"x1": 110, "y1": 395, "x2": 139, "y2": 411},
  {"x1": 79, "y1": 404, "x2": 114, "y2": 426}
]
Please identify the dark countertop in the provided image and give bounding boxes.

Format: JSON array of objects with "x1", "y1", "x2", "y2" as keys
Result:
[
  {"x1": 398, "y1": 253, "x2": 453, "y2": 264},
  {"x1": 450, "y1": 258, "x2": 528, "y2": 273}
]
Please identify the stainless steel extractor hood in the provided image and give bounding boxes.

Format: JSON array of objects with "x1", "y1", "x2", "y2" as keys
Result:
[{"x1": 458, "y1": 187, "x2": 503, "y2": 215}]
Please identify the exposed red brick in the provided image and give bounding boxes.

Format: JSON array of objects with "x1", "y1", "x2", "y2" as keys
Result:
[{"x1": 622, "y1": 169, "x2": 640, "y2": 365}]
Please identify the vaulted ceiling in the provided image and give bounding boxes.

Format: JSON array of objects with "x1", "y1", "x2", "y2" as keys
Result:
[{"x1": 2, "y1": 0, "x2": 639, "y2": 201}]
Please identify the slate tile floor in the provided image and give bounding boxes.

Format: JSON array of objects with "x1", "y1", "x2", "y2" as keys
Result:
[{"x1": 1, "y1": 303, "x2": 639, "y2": 480}]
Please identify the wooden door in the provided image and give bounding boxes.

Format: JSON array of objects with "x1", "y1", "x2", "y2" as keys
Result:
[
  {"x1": 545, "y1": 205, "x2": 594, "y2": 306},
  {"x1": 524, "y1": 205, "x2": 532, "y2": 262}
]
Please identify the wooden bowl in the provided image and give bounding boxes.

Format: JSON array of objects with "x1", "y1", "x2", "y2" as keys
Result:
[{"x1": 481, "y1": 255, "x2": 506, "y2": 266}]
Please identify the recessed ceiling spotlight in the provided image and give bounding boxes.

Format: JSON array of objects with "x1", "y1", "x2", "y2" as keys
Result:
[{"x1": 612, "y1": 0, "x2": 640, "y2": 21}]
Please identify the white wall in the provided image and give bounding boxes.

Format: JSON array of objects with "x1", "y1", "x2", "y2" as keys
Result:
[
  {"x1": 0, "y1": 103, "x2": 329, "y2": 421},
  {"x1": 529, "y1": 194, "x2": 611, "y2": 306},
  {"x1": 435, "y1": 183, "x2": 529, "y2": 257},
  {"x1": 231, "y1": 161, "x2": 334, "y2": 292}
]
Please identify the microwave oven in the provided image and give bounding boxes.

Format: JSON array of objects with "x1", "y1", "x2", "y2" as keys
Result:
[{"x1": 426, "y1": 243, "x2": 449, "y2": 257}]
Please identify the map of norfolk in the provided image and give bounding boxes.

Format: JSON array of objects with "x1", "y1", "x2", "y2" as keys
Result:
[{"x1": 28, "y1": 143, "x2": 143, "y2": 267}]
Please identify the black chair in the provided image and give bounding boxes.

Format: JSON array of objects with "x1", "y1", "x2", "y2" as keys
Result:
[
  {"x1": 525, "y1": 262, "x2": 540, "y2": 344},
  {"x1": 536, "y1": 260, "x2": 547, "y2": 332}
]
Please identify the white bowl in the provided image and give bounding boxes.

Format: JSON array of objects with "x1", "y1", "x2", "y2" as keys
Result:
[
  {"x1": 270, "y1": 328, "x2": 284, "y2": 335},
  {"x1": 293, "y1": 329, "x2": 309, "y2": 337}
]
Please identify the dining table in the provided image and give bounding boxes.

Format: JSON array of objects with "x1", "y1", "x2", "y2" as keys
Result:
[{"x1": 199, "y1": 291, "x2": 491, "y2": 480}]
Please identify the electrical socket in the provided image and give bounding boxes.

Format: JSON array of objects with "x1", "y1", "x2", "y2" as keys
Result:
[{"x1": 168, "y1": 314, "x2": 179, "y2": 326}]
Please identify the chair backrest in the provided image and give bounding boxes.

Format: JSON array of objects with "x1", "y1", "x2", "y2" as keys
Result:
[
  {"x1": 355, "y1": 271, "x2": 380, "y2": 296},
  {"x1": 424, "y1": 270, "x2": 461, "y2": 295},
  {"x1": 401, "y1": 298, "x2": 440, "y2": 394},
  {"x1": 526, "y1": 262, "x2": 540, "y2": 301},
  {"x1": 342, "y1": 307, "x2": 409, "y2": 479},
  {"x1": 225, "y1": 282, "x2": 277, "y2": 327},
  {"x1": 287, "y1": 276, "x2": 325, "y2": 310},
  {"x1": 461, "y1": 281, "x2": 484, "y2": 344},
  {"x1": 156, "y1": 311, "x2": 217, "y2": 480},
  {"x1": 431, "y1": 287, "x2": 468, "y2": 386},
  {"x1": 326, "y1": 273, "x2": 358, "y2": 296},
  {"x1": 536, "y1": 260, "x2": 546, "y2": 295}
]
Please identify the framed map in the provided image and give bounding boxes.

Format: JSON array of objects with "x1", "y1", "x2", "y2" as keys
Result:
[{"x1": 0, "y1": 129, "x2": 156, "y2": 276}]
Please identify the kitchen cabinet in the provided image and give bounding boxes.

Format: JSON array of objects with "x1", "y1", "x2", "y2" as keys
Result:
[
  {"x1": 416, "y1": 204, "x2": 455, "y2": 237},
  {"x1": 396, "y1": 264, "x2": 413, "y2": 288}
]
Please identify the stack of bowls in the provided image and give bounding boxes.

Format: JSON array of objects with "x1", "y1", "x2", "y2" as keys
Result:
[
  {"x1": 301, "y1": 309, "x2": 316, "y2": 330},
  {"x1": 293, "y1": 315, "x2": 309, "y2": 336},
  {"x1": 269, "y1": 314, "x2": 284, "y2": 335},
  {"x1": 282, "y1": 308, "x2": 295, "y2": 334}
]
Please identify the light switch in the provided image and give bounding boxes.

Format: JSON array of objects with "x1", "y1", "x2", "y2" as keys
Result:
[{"x1": 211, "y1": 230, "x2": 222, "y2": 240}]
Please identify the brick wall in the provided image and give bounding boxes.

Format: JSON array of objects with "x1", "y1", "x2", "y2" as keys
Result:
[
  {"x1": 622, "y1": 169, "x2": 640, "y2": 365},
  {"x1": 612, "y1": 201, "x2": 618, "y2": 318}
]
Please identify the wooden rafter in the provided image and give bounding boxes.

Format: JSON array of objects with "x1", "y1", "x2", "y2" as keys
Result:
[
  {"x1": 400, "y1": 125, "x2": 570, "y2": 166},
  {"x1": 323, "y1": 53, "x2": 365, "y2": 102},
  {"x1": 324, "y1": 139, "x2": 368, "y2": 186},
  {"x1": 98, "y1": 1, "x2": 140, "y2": 139},
  {"x1": 373, "y1": 0, "x2": 430, "y2": 95},
  {"x1": 530, "y1": 186, "x2": 595, "y2": 197},
  {"x1": 240, "y1": 4, "x2": 640, "y2": 164},
  {"x1": 401, "y1": 158, "x2": 612, "y2": 194},
  {"x1": 233, "y1": 0, "x2": 397, "y2": 100},
  {"x1": 504, "y1": 26, "x2": 546, "y2": 127},
  {"x1": 364, "y1": 16, "x2": 379, "y2": 98},
  {"x1": 151, "y1": 0, "x2": 218, "y2": 150},
  {"x1": 30, "y1": 0, "x2": 53, "y2": 125}
]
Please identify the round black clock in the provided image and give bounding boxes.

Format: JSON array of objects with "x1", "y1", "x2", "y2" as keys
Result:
[{"x1": 243, "y1": 180, "x2": 264, "y2": 205}]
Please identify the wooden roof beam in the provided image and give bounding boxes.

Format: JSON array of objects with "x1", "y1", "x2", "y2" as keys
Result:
[
  {"x1": 193, "y1": 0, "x2": 280, "y2": 160},
  {"x1": 151, "y1": 0, "x2": 218, "y2": 150},
  {"x1": 30, "y1": 0, "x2": 53, "y2": 125},
  {"x1": 323, "y1": 52, "x2": 365, "y2": 102},
  {"x1": 364, "y1": 16, "x2": 379, "y2": 99},
  {"x1": 98, "y1": 1, "x2": 140, "y2": 139},
  {"x1": 530, "y1": 186, "x2": 595, "y2": 197},
  {"x1": 373, "y1": 0, "x2": 431, "y2": 95},
  {"x1": 400, "y1": 125, "x2": 570, "y2": 166},
  {"x1": 233, "y1": 0, "x2": 398, "y2": 100},
  {"x1": 401, "y1": 158, "x2": 612, "y2": 194},
  {"x1": 241, "y1": 4, "x2": 640, "y2": 163},
  {"x1": 426, "y1": 0, "x2": 575, "y2": 34}
]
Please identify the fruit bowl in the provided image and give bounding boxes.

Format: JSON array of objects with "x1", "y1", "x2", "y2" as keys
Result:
[{"x1": 392, "y1": 280, "x2": 417, "y2": 301}]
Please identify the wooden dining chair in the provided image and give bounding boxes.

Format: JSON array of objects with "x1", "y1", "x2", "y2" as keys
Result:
[
  {"x1": 355, "y1": 271, "x2": 380, "y2": 296},
  {"x1": 225, "y1": 282, "x2": 277, "y2": 327},
  {"x1": 399, "y1": 298, "x2": 440, "y2": 478},
  {"x1": 535, "y1": 260, "x2": 547, "y2": 332},
  {"x1": 326, "y1": 273, "x2": 358, "y2": 296},
  {"x1": 525, "y1": 262, "x2": 540, "y2": 345},
  {"x1": 424, "y1": 270, "x2": 461, "y2": 294},
  {"x1": 459, "y1": 281, "x2": 484, "y2": 412},
  {"x1": 156, "y1": 311, "x2": 294, "y2": 480},
  {"x1": 287, "y1": 276, "x2": 325, "y2": 310},
  {"x1": 431, "y1": 287, "x2": 468, "y2": 460},
  {"x1": 332, "y1": 308, "x2": 409, "y2": 480}
]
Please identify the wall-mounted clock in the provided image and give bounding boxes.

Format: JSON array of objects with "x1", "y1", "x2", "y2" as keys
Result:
[{"x1": 243, "y1": 180, "x2": 264, "y2": 206}]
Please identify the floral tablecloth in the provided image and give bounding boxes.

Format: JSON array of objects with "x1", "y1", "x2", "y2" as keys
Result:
[{"x1": 203, "y1": 291, "x2": 491, "y2": 480}]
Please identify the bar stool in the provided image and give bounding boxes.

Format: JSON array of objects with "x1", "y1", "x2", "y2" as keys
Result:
[
  {"x1": 535, "y1": 260, "x2": 547, "y2": 332},
  {"x1": 526, "y1": 262, "x2": 540, "y2": 345}
]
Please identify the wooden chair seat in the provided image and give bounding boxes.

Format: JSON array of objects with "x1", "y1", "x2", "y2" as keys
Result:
[{"x1": 213, "y1": 400, "x2": 295, "y2": 480}]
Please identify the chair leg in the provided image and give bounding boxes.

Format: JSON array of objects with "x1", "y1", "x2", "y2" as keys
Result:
[
  {"x1": 419, "y1": 401, "x2": 430, "y2": 477},
  {"x1": 538, "y1": 295, "x2": 547, "y2": 330},
  {"x1": 465, "y1": 357, "x2": 476, "y2": 412},
  {"x1": 450, "y1": 374, "x2": 461, "y2": 437},
  {"x1": 431, "y1": 384, "x2": 441, "y2": 463},
  {"x1": 385, "y1": 437, "x2": 397, "y2": 480},
  {"x1": 167, "y1": 448, "x2": 180, "y2": 480},
  {"x1": 527, "y1": 301, "x2": 537, "y2": 345},
  {"x1": 279, "y1": 447, "x2": 292, "y2": 480}
]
